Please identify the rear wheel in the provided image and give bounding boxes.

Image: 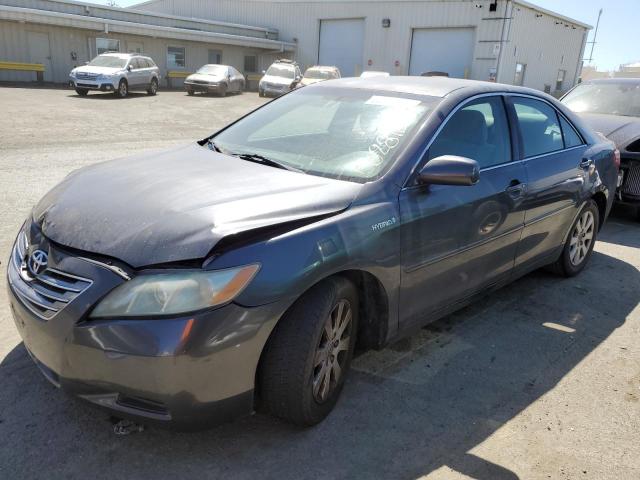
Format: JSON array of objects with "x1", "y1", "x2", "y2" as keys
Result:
[
  {"x1": 259, "y1": 276, "x2": 358, "y2": 426},
  {"x1": 548, "y1": 200, "x2": 599, "y2": 277},
  {"x1": 75, "y1": 88, "x2": 88, "y2": 96},
  {"x1": 115, "y1": 79, "x2": 128, "y2": 98},
  {"x1": 147, "y1": 78, "x2": 158, "y2": 95},
  {"x1": 258, "y1": 89, "x2": 265, "y2": 98}
]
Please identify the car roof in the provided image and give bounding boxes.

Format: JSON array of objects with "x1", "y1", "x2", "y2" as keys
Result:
[
  {"x1": 581, "y1": 78, "x2": 640, "y2": 85},
  {"x1": 312, "y1": 76, "x2": 546, "y2": 99}
]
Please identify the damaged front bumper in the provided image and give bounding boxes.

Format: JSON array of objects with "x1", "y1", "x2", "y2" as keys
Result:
[{"x1": 7, "y1": 236, "x2": 285, "y2": 430}]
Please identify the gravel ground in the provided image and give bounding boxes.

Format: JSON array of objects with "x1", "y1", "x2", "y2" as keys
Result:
[{"x1": 0, "y1": 86, "x2": 639, "y2": 480}]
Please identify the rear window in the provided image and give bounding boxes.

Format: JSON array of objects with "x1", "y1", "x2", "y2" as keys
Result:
[{"x1": 560, "y1": 116, "x2": 584, "y2": 148}]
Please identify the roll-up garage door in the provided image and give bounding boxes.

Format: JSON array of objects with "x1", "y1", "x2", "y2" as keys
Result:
[
  {"x1": 319, "y1": 19, "x2": 365, "y2": 77},
  {"x1": 409, "y1": 28, "x2": 475, "y2": 78}
]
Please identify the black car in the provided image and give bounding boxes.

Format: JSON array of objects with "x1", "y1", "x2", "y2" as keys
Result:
[
  {"x1": 8, "y1": 77, "x2": 618, "y2": 429},
  {"x1": 562, "y1": 78, "x2": 639, "y2": 218}
]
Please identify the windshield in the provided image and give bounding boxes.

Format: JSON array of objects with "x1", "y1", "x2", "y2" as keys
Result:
[
  {"x1": 197, "y1": 65, "x2": 227, "y2": 76},
  {"x1": 562, "y1": 82, "x2": 640, "y2": 117},
  {"x1": 88, "y1": 56, "x2": 127, "y2": 68},
  {"x1": 212, "y1": 87, "x2": 439, "y2": 182},
  {"x1": 305, "y1": 69, "x2": 335, "y2": 80},
  {"x1": 266, "y1": 65, "x2": 295, "y2": 79}
]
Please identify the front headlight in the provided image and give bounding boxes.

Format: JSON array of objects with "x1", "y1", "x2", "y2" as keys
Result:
[{"x1": 90, "y1": 264, "x2": 260, "y2": 318}]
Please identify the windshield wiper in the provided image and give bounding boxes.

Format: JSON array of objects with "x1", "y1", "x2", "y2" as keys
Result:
[
  {"x1": 232, "y1": 153, "x2": 302, "y2": 172},
  {"x1": 207, "y1": 139, "x2": 225, "y2": 153}
]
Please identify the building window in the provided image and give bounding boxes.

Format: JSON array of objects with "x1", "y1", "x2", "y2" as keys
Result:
[
  {"x1": 96, "y1": 38, "x2": 120, "y2": 55},
  {"x1": 244, "y1": 55, "x2": 257, "y2": 73},
  {"x1": 167, "y1": 46, "x2": 186, "y2": 70},
  {"x1": 514, "y1": 62, "x2": 526, "y2": 86},
  {"x1": 556, "y1": 69, "x2": 567, "y2": 91},
  {"x1": 208, "y1": 49, "x2": 223, "y2": 64},
  {"x1": 128, "y1": 42, "x2": 144, "y2": 54}
]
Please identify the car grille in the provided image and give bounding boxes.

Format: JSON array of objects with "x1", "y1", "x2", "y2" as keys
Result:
[
  {"x1": 192, "y1": 80, "x2": 210, "y2": 85},
  {"x1": 7, "y1": 231, "x2": 92, "y2": 320},
  {"x1": 621, "y1": 163, "x2": 640, "y2": 196},
  {"x1": 264, "y1": 82, "x2": 285, "y2": 90},
  {"x1": 76, "y1": 72, "x2": 99, "y2": 80}
]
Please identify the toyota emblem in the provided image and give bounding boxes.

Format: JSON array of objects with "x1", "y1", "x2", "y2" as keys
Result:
[{"x1": 27, "y1": 249, "x2": 48, "y2": 276}]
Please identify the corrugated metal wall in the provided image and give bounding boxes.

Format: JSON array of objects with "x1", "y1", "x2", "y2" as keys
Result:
[
  {"x1": 500, "y1": 2, "x2": 587, "y2": 94},
  {"x1": 1, "y1": 0, "x2": 278, "y2": 39},
  {"x1": 0, "y1": 19, "x2": 284, "y2": 84},
  {"x1": 138, "y1": 0, "x2": 588, "y2": 92}
]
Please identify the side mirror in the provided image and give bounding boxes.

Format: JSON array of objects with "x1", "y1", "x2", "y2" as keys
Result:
[
  {"x1": 262, "y1": 70, "x2": 266, "y2": 75},
  {"x1": 127, "y1": 65, "x2": 132, "y2": 71},
  {"x1": 418, "y1": 155, "x2": 480, "y2": 186}
]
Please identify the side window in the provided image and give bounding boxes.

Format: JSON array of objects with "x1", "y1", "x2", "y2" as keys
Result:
[
  {"x1": 132, "y1": 58, "x2": 142, "y2": 69},
  {"x1": 428, "y1": 96, "x2": 511, "y2": 169},
  {"x1": 512, "y1": 98, "x2": 563, "y2": 158},
  {"x1": 559, "y1": 116, "x2": 584, "y2": 148}
]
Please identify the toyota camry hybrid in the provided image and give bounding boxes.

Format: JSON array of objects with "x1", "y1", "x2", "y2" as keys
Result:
[{"x1": 8, "y1": 77, "x2": 618, "y2": 429}]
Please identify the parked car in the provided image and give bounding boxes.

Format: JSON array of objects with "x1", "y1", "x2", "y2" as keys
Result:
[
  {"x1": 360, "y1": 71, "x2": 390, "y2": 78},
  {"x1": 69, "y1": 53, "x2": 159, "y2": 98},
  {"x1": 258, "y1": 59, "x2": 301, "y2": 97},
  {"x1": 8, "y1": 77, "x2": 618, "y2": 430},
  {"x1": 561, "y1": 78, "x2": 640, "y2": 219},
  {"x1": 298, "y1": 66, "x2": 341, "y2": 87},
  {"x1": 184, "y1": 64, "x2": 245, "y2": 97}
]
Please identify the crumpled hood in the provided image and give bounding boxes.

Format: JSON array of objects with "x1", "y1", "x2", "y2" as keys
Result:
[
  {"x1": 578, "y1": 112, "x2": 640, "y2": 147},
  {"x1": 72, "y1": 66, "x2": 122, "y2": 76},
  {"x1": 186, "y1": 73, "x2": 224, "y2": 83},
  {"x1": 33, "y1": 143, "x2": 361, "y2": 268}
]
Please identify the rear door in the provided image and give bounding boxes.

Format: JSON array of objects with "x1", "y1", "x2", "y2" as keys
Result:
[
  {"x1": 508, "y1": 95, "x2": 589, "y2": 270},
  {"x1": 399, "y1": 95, "x2": 527, "y2": 325}
]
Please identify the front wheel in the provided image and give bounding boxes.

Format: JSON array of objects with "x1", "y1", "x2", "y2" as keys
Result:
[
  {"x1": 187, "y1": 89, "x2": 194, "y2": 96},
  {"x1": 147, "y1": 78, "x2": 158, "y2": 95},
  {"x1": 115, "y1": 79, "x2": 128, "y2": 98},
  {"x1": 548, "y1": 200, "x2": 599, "y2": 277},
  {"x1": 259, "y1": 277, "x2": 358, "y2": 426},
  {"x1": 75, "y1": 88, "x2": 88, "y2": 96},
  {"x1": 218, "y1": 83, "x2": 227, "y2": 97}
]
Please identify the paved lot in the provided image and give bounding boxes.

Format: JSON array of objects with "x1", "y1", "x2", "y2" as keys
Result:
[{"x1": 0, "y1": 86, "x2": 639, "y2": 480}]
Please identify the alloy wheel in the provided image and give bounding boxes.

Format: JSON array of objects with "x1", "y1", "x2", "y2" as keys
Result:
[
  {"x1": 569, "y1": 210, "x2": 595, "y2": 266},
  {"x1": 312, "y1": 299, "x2": 352, "y2": 403}
]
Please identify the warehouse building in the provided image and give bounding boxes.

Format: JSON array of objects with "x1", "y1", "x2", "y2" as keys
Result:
[
  {"x1": 0, "y1": 0, "x2": 590, "y2": 94},
  {"x1": 0, "y1": 0, "x2": 294, "y2": 85}
]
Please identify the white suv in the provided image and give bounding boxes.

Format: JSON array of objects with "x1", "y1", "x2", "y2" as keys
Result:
[{"x1": 69, "y1": 53, "x2": 160, "y2": 98}]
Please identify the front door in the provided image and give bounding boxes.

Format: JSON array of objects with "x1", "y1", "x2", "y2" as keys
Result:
[
  {"x1": 508, "y1": 96, "x2": 589, "y2": 270},
  {"x1": 27, "y1": 32, "x2": 53, "y2": 81},
  {"x1": 399, "y1": 95, "x2": 527, "y2": 325}
]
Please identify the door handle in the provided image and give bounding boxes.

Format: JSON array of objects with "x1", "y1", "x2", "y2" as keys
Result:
[
  {"x1": 505, "y1": 180, "x2": 527, "y2": 198},
  {"x1": 580, "y1": 158, "x2": 593, "y2": 169}
]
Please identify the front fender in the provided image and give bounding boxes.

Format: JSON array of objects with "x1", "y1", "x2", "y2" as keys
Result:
[{"x1": 208, "y1": 202, "x2": 402, "y2": 333}]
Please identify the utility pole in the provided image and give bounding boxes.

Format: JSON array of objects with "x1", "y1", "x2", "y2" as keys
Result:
[{"x1": 584, "y1": 8, "x2": 603, "y2": 63}]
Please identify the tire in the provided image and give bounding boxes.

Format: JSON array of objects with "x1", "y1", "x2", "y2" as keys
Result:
[
  {"x1": 259, "y1": 276, "x2": 359, "y2": 426},
  {"x1": 75, "y1": 88, "x2": 89, "y2": 96},
  {"x1": 258, "y1": 89, "x2": 264, "y2": 98},
  {"x1": 147, "y1": 78, "x2": 158, "y2": 95},
  {"x1": 187, "y1": 89, "x2": 194, "y2": 96},
  {"x1": 115, "y1": 79, "x2": 128, "y2": 98},
  {"x1": 218, "y1": 83, "x2": 228, "y2": 97},
  {"x1": 548, "y1": 199, "x2": 599, "y2": 277}
]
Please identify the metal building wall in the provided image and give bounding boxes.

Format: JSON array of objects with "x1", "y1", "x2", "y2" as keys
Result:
[
  {"x1": 137, "y1": 0, "x2": 588, "y2": 91},
  {"x1": 500, "y1": 2, "x2": 588, "y2": 94},
  {"x1": 0, "y1": 19, "x2": 283, "y2": 84}
]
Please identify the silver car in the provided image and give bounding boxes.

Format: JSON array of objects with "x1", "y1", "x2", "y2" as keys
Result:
[
  {"x1": 259, "y1": 60, "x2": 302, "y2": 97},
  {"x1": 184, "y1": 64, "x2": 245, "y2": 97},
  {"x1": 69, "y1": 53, "x2": 160, "y2": 98}
]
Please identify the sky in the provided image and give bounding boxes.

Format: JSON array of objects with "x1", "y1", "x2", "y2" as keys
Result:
[{"x1": 81, "y1": 0, "x2": 639, "y2": 71}]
